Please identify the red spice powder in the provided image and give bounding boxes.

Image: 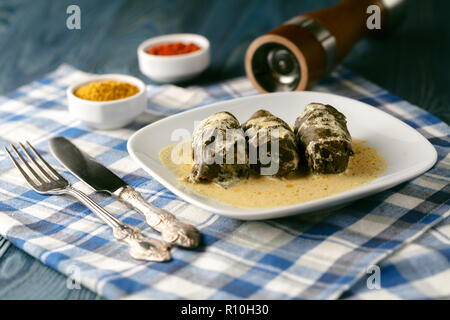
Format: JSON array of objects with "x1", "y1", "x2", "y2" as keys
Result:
[{"x1": 147, "y1": 42, "x2": 201, "y2": 56}]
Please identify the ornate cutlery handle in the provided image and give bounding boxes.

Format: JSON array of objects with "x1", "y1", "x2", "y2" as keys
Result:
[
  {"x1": 116, "y1": 186, "x2": 200, "y2": 248},
  {"x1": 66, "y1": 186, "x2": 171, "y2": 262}
]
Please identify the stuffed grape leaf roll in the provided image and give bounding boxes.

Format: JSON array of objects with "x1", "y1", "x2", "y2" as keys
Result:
[
  {"x1": 189, "y1": 112, "x2": 249, "y2": 188},
  {"x1": 294, "y1": 103, "x2": 353, "y2": 174},
  {"x1": 242, "y1": 110, "x2": 299, "y2": 177}
]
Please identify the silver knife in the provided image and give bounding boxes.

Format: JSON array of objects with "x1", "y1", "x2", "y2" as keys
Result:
[{"x1": 49, "y1": 137, "x2": 199, "y2": 248}]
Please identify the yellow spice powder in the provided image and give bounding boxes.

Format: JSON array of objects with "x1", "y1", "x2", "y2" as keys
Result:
[{"x1": 74, "y1": 80, "x2": 139, "y2": 101}]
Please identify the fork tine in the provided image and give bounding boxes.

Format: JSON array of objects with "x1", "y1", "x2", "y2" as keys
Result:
[
  {"x1": 10, "y1": 144, "x2": 45, "y2": 184},
  {"x1": 19, "y1": 142, "x2": 52, "y2": 182},
  {"x1": 25, "y1": 141, "x2": 64, "y2": 180},
  {"x1": 4, "y1": 147, "x2": 38, "y2": 188}
]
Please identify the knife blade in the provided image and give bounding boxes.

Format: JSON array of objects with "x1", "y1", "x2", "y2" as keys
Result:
[{"x1": 49, "y1": 137, "x2": 199, "y2": 248}]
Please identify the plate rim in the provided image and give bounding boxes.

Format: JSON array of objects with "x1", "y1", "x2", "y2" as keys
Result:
[{"x1": 127, "y1": 91, "x2": 437, "y2": 220}]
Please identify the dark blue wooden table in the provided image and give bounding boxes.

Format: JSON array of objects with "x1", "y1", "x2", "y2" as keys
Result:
[{"x1": 0, "y1": 0, "x2": 448, "y2": 299}]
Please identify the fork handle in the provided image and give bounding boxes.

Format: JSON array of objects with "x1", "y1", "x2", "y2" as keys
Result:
[
  {"x1": 115, "y1": 186, "x2": 200, "y2": 248},
  {"x1": 65, "y1": 186, "x2": 171, "y2": 262}
]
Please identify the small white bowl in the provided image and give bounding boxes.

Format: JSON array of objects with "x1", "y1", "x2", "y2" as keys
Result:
[
  {"x1": 67, "y1": 74, "x2": 147, "y2": 130},
  {"x1": 137, "y1": 33, "x2": 210, "y2": 83}
]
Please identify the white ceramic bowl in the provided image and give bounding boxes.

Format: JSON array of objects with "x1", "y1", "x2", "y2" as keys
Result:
[
  {"x1": 67, "y1": 74, "x2": 147, "y2": 130},
  {"x1": 137, "y1": 33, "x2": 210, "y2": 83}
]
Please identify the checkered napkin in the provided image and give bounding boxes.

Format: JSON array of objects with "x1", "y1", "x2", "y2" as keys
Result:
[
  {"x1": 342, "y1": 215, "x2": 450, "y2": 299},
  {"x1": 0, "y1": 65, "x2": 448, "y2": 299}
]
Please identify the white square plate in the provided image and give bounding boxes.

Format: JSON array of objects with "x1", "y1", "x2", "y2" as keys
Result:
[{"x1": 127, "y1": 92, "x2": 437, "y2": 220}]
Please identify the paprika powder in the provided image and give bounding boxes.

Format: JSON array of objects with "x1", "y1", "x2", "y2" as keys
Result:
[{"x1": 147, "y1": 42, "x2": 201, "y2": 56}]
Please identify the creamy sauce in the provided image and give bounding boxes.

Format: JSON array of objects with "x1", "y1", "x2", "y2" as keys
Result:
[{"x1": 159, "y1": 139, "x2": 387, "y2": 208}]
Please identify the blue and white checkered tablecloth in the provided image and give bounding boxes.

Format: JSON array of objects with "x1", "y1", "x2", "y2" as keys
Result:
[
  {"x1": 0, "y1": 65, "x2": 448, "y2": 299},
  {"x1": 342, "y1": 214, "x2": 450, "y2": 299}
]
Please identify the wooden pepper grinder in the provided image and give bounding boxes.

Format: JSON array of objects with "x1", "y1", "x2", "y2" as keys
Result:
[{"x1": 245, "y1": 0, "x2": 406, "y2": 93}]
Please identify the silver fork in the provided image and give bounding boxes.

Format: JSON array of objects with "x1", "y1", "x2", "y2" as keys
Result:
[{"x1": 4, "y1": 141, "x2": 171, "y2": 262}]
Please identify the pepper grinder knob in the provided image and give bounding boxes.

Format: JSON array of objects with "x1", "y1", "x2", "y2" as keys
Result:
[{"x1": 245, "y1": 0, "x2": 406, "y2": 93}]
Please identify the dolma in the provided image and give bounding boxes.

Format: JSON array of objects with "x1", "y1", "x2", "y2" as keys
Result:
[
  {"x1": 189, "y1": 112, "x2": 249, "y2": 188},
  {"x1": 242, "y1": 110, "x2": 299, "y2": 177},
  {"x1": 294, "y1": 103, "x2": 353, "y2": 174}
]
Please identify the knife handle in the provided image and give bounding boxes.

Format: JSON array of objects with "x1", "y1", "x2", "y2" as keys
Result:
[
  {"x1": 66, "y1": 186, "x2": 170, "y2": 262},
  {"x1": 115, "y1": 185, "x2": 200, "y2": 248}
]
